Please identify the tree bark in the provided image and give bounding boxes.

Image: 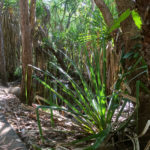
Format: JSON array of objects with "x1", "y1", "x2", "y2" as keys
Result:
[
  {"x1": 116, "y1": 0, "x2": 150, "y2": 148},
  {"x1": 114, "y1": 0, "x2": 141, "y2": 89},
  {"x1": 94, "y1": 0, "x2": 114, "y2": 28},
  {"x1": 0, "y1": 2, "x2": 7, "y2": 86},
  {"x1": 94, "y1": 0, "x2": 150, "y2": 149},
  {"x1": 136, "y1": 0, "x2": 150, "y2": 149},
  {"x1": 30, "y1": 0, "x2": 36, "y2": 64},
  {"x1": 136, "y1": 0, "x2": 150, "y2": 78},
  {"x1": 30, "y1": 0, "x2": 36, "y2": 33},
  {"x1": 20, "y1": 0, "x2": 33, "y2": 104},
  {"x1": 115, "y1": 0, "x2": 139, "y2": 53}
]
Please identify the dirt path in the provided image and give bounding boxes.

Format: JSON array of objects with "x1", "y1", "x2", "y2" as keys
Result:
[
  {"x1": 0, "y1": 82, "x2": 136, "y2": 150},
  {"x1": 0, "y1": 85, "x2": 27, "y2": 150},
  {"x1": 0, "y1": 84, "x2": 86, "y2": 150}
]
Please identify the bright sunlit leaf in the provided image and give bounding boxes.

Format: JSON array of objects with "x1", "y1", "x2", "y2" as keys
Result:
[
  {"x1": 131, "y1": 10, "x2": 142, "y2": 29},
  {"x1": 109, "y1": 9, "x2": 131, "y2": 33}
]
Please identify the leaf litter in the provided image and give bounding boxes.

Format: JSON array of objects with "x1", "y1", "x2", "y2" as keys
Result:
[{"x1": 0, "y1": 84, "x2": 135, "y2": 150}]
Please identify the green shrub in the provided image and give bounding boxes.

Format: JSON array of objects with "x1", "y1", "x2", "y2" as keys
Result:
[{"x1": 14, "y1": 66, "x2": 22, "y2": 78}]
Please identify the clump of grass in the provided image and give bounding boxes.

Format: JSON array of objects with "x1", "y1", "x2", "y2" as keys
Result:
[{"x1": 32, "y1": 39, "x2": 139, "y2": 149}]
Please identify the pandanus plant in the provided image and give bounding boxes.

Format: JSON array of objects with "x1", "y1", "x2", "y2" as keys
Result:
[{"x1": 32, "y1": 40, "x2": 140, "y2": 149}]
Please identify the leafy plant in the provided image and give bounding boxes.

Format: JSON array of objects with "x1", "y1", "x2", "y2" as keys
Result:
[
  {"x1": 3, "y1": 0, "x2": 18, "y2": 8},
  {"x1": 109, "y1": 9, "x2": 131, "y2": 33},
  {"x1": 131, "y1": 10, "x2": 142, "y2": 30},
  {"x1": 31, "y1": 39, "x2": 136, "y2": 149},
  {"x1": 14, "y1": 66, "x2": 22, "y2": 78},
  {"x1": 109, "y1": 8, "x2": 142, "y2": 33}
]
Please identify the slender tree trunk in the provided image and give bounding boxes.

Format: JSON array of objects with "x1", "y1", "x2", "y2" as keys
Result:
[
  {"x1": 30, "y1": 0, "x2": 36, "y2": 65},
  {"x1": 30, "y1": 0, "x2": 36, "y2": 34},
  {"x1": 0, "y1": 2, "x2": 7, "y2": 86},
  {"x1": 94, "y1": 0, "x2": 113, "y2": 28},
  {"x1": 20, "y1": 0, "x2": 33, "y2": 104}
]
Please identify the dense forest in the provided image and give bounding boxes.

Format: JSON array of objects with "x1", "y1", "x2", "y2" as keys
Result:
[{"x1": 0, "y1": 0, "x2": 150, "y2": 149}]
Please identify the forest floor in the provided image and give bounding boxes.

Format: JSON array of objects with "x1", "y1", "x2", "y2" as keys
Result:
[
  {"x1": 0, "y1": 113, "x2": 27, "y2": 150},
  {"x1": 0, "y1": 83, "x2": 91, "y2": 150},
  {"x1": 0, "y1": 82, "x2": 135, "y2": 150}
]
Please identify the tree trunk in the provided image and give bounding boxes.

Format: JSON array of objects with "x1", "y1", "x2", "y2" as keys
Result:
[
  {"x1": 94, "y1": 0, "x2": 113, "y2": 28},
  {"x1": 136, "y1": 0, "x2": 150, "y2": 149},
  {"x1": 20, "y1": 0, "x2": 33, "y2": 104},
  {"x1": 94, "y1": 0, "x2": 150, "y2": 149},
  {"x1": 0, "y1": 2, "x2": 7, "y2": 86},
  {"x1": 116, "y1": 0, "x2": 150, "y2": 148},
  {"x1": 136, "y1": 0, "x2": 150, "y2": 78},
  {"x1": 30, "y1": 0, "x2": 36, "y2": 65},
  {"x1": 2, "y1": 8, "x2": 20, "y2": 81},
  {"x1": 115, "y1": 0, "x2": 140, "y2": 71},
  {"x1": 30, "y1": 0, "x2": 36, "y2": 31}
]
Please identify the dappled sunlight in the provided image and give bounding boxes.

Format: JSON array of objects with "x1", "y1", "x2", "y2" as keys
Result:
[
  {"x1": 0, "y1": 0, "x2": 149, "y2": 149},
  {"x1": 0, "y1": 120, "x2": 12, "y2": 135}
]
